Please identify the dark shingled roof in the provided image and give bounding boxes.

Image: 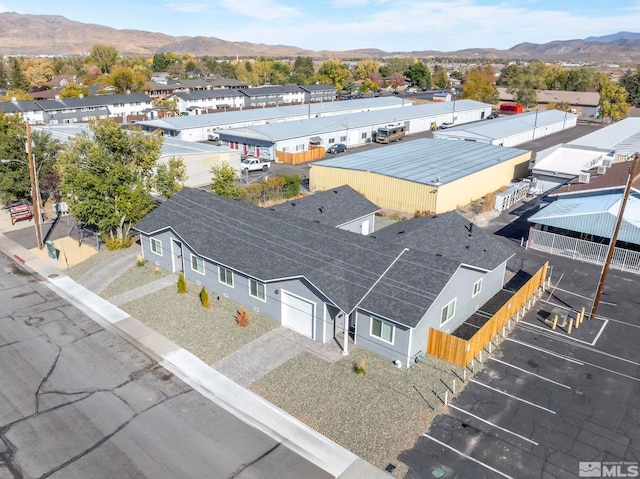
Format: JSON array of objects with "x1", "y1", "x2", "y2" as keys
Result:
[
  {"x1": 372, "y1": 211, "x2": 515, "y2": 271},
  {"x1": 134, "y1": 189, "x2": 508, "y2": 327},
  {"x1": 270, "y1": 185, "x2": 380, "y2": 228}
]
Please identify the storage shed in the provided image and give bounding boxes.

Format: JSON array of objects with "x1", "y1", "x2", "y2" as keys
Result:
[
  {"x1": 433, "y1": 110, "x2": 578, "y2": 147},
  {"x1": 310, "y1": 138, "x2": 531, "y2": 214}
]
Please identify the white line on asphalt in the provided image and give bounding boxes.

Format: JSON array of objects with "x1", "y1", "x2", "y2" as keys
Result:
[
  {"x1": 469, "y1": 379, "x2": 556, "y2": 414},
  {"x1": 448, "y1": 404, "x2": 539, "y2": 446},
  {"x1": 488, "y1": 357, "x2": 571, "y2": 390},
  {"x1": 506, "y1": 337, "x2": 640, "y2": 383},
  {"x1": 423, "y1": 434, "x2": 516, "y2": 479},
  {"x1": 591, "y1": 319, "x2": 607, "y2": 344},
  {"x1": 517, "y1": 321, "x2": 602, "y2": 346},
  {"x1": 597, "y1": 315, "x2": 640, "y2": 330},
  {"x1": 506, "y1": 337, "x2": 584, "y2": 365},
  {"x1": 545, "y1": 288, "x2": 616, "y2": 306}
]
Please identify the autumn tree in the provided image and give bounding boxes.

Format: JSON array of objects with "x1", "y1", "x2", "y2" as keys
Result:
[
  {"x1": 461, "y1": 65, "x2": 498, "y2": 104},
  {"x1": 317, "y1": 59, "x2": 352, "y2": 91},
  {"x1": 0, "y1": 89, "x2": 33, "y2": 102},
  {"x1": 22, "y1": 58, "x2": 55, "y2": 88},
  {"x1": 380, "y1": 57, "x2": 413, "y2": 77},
  {"x1": 60, "y1": 82, "x2": 90, "y2": 99},
  {"x1": 353, "y1": 59, "x2": 380, "y2": 81},
  {"x1": 389, "y1": 73, "x2": 405, "y2": 89},
  {"x1": 89, "y1": 44, "x2": 119, "y2": 74},
  {"x1": 431, "y1": 65, "x2": 448, "y2": 89},
  {"x1": 56, "y1": 119, "x2": 164, "y2": 247},
  {"x1": 106, "y1": 65, "x2": 150, "y2": 93},
  {"x1": 598, "y1": 74, "x2": 630, "y2": 121}
]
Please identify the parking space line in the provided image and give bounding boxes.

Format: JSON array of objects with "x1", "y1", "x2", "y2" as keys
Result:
[
  {"x1": 488, "y1": 357, "x2": 571, "y2": 390},
  {"x1": 448, "y1": 404, "x2": 539, "y2": 446},
  {"x1": 469, "y1": 379, "x2": 556, "y2": 414},
  {"x1": 547, "y1": 288, "x2": 616, "y2": 306},
  {"x1": 517, "y1": 319, "x2": 607, "y2": 347},
  {"x1": 423, "y1": 434, "x2": 516, "y2": 479},
  {"x1": 506, "y1": 338, "x2": 584, "y2": 365}
]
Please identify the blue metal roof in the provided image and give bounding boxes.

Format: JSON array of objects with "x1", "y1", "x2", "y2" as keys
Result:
[
  {"x1": 312, "y1": 138, "x2": 529, "y2": 186},
  {"x1": 528, "y1": 191, "x2": 640, "y2": 244}
]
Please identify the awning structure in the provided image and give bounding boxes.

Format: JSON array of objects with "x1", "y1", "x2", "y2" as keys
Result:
[{"x1": 309, "y1": 136, "x2": 323, "y2": 145}]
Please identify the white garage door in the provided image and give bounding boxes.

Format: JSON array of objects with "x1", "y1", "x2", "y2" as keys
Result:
[{"x1": 281, "y1": 291, "x2": 315, "y2": 339}]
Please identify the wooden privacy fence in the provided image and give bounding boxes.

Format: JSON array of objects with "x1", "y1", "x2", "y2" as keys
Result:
[
  {"x1": 427, "y1": 262, "x2": 548, "y2": 367},
  {"x1": 276, "y1": 146, "x2": 326, "y2": 165}
]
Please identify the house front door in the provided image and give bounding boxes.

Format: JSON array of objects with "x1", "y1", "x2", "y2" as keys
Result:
[{"x1": 172, "y1": 239, "x2": 183, "y2": 273}]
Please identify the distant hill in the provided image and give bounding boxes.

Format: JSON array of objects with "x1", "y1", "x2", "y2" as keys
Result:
[{"x1": 1, "y1": 12, "x2": 640, "y2": 63}]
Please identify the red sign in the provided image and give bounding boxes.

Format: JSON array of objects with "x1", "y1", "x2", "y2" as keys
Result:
[{"x1": 10, "y1": 204, "x2": 32, "y2": 224}]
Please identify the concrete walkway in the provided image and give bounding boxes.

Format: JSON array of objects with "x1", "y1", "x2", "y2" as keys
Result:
[
  {"x1": 107, "y1": 274, "x2": 177, "y2": 306},
  {"x1": 76, "y1": 247, "x2": 139, "y2": 294},
  {"x1": 214, "y1": 326, "x2": 344, "y2": 388}
]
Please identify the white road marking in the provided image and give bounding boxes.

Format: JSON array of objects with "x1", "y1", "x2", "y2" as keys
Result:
[
  {"x1": 506, "y1": 337, "x2": 584, "y2": 365},
  {"x1": 517, "y1": 319, "x2": 608, "y2": 347},
  {"x1": 448, "y1": 404, "x2": 539, "y2": 446},
  {"x1": 469, "y1": 379, "x2": 556, "y2": 414},
  {"x1": 545, "y1": 288, "x2": 616, "y2": 306},
  {"x1": 488, "y1": 357, "x2": 571, "y2": 389},
  {"x1": 423, "y1": 434, "x2": 516, "y2": 479}
]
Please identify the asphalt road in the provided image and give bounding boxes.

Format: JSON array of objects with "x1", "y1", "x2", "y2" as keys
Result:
[
  {"x1": 397, "y1": 211, "x2": 640, "y2": 479},
  {"x1": 0, "y1": 252, "x2": 331, "y2": 479}
]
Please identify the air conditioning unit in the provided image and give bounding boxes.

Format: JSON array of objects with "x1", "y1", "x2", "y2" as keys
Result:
[
  {"x1": 597, "y1": 166, "x2": 607, "y2": 175},
  {"x1": 578, "y1": 173, "x2": 590, "y2": 183},
  {"x1": 602, "y1": 158, "x2": 613, "y2": 168}
]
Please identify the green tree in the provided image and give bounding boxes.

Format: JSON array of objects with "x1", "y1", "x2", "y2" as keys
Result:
[
  {"x1": 0, "y1": 59, "x2": 7, "y2": 89},
  {"x1": 290, "y1": 56, "x2": 314, "y2": 85},
  {"x1": 431, "y1": 65, "x2": 448, "y2": 89},
  {"x1": 60, "y1": 82, "x2": 90, "y2": 99},
  {"x1": 382, "y1": 57, "x2": 414, "y2": 77},
  {"x1": 211, "y1": 163, "x2": 241, "y2": 198},
  {"x1": 317, "y1": 59, "x2": 352, "y2": 91},
  {"x1": 461, "y1": 66, "x2": 498, "y2": 104},
  {"x1": 155, "y1": 156, "x2": 187, "y2": 198},
  {"x1": 151, "y1": 52, "x2": 178, "y2": 72},
  {"x1": 405, "y1": 61, "x2": 431, "y2": 90},
  {"x1": 89, "y1": 44, "x2": 119, "y2": 74},
  {"x1": 619, "y1": 67, "x2": 640, "y2": 106},
  {"x1": 56, "y1": 119, "x2": 163, "y2": 246},
  {"x1": 512, "y1": 86, "x2": 538, "y2": 110},
  {"x1": 9, "y1": 58, "x2": 30, "y2": 91}
]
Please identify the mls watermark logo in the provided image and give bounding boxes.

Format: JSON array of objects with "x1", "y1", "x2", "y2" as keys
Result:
[{"x1": 579, "y1": 461, "x2": 639, "y2": 477}]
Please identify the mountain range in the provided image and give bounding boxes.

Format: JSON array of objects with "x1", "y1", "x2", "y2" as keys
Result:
[{"x1": 1, "y1": 12, "x2": 640, "y2": 63}]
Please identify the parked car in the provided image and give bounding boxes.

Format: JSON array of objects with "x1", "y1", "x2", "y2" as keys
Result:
[
  {"x1": 240, "y1": 157, "x2": 270, "y2": 173},
  {"x1": 487, "y1": 111, "x2": 500, "y2": 119},
  {"x1": 440, "y1": 122, "x2": 454, "y2": 129},
  {"x1": 327, "y1": 143, "x2": 347, "y2": 154}
]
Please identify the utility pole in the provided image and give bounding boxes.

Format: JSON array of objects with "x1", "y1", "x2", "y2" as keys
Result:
[
  {"x1": 590, "y1": 153, "x2": 640, "y2": 319},
  {"x1": 25, "y1": 121, "x2": 43, "y2": 250}
]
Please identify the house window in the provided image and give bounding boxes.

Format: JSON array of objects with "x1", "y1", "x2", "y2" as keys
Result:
[
  {"x1": 361, "y1": 132, "x2": 367, "y2": 139},
  {"x1": 191, "y1": 254, "x2": 205, "y2": 275},
  {"x1": 295, "y1": 144, "x2": 305, "y2": 151},
  {"x1": 473, "y1": 279, "x2": 483, "y2": 297},
  {"x1": 250, "y1": 279, "x2": 266, "y2": 301},
  {"x1": 219, "y1": 266, "x2": 233, "y2": 286},
  {"x1": 328, "y1": 138, "x2": 335, "y2": 144},
  {"x1": 151, "y1": 238, "x2": 162, "y2": 256},
  {"x1": 441, "y1": 299, "x2": 456, "y2": 326},
  {"x1": 340, "y1": 136, "x2": 347, "y2": 142},
  {"x1": 371, "y1": 316, "x2": 394, "y2": 343}
]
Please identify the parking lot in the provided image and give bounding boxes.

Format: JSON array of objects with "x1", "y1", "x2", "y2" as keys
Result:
[{"x1": 398, "y1": 245, "x2": 640, "y2": 478}]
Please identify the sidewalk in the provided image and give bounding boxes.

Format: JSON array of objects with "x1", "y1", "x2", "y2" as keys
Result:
[{"x1": 0, "y1": 232, "x2": 387, "y2": 479}]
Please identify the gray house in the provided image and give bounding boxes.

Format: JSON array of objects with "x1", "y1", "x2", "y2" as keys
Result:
[
  {"x1": 134, "y1": 188, "x2": 514, "y2": 367},
  {"x1": 271, "y1": 185, "x2": 380, "y2": 234}
]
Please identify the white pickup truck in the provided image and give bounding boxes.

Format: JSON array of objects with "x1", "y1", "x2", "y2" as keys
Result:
[{"x1": 240, "y1": 157, "x2": 270, "y2": 173}]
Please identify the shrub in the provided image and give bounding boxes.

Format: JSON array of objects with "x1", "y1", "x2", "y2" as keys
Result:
[
  {"x1": 177, "y1": 273, "x2": 187, "y2": 294},
  {"x1": 236, "y1": 306, "x2": 250, "y2": 327},
  {"x1": 101, "y1": 234, "x2": 132, "y2": 250},
  {"x1": 154, "y1": 266, "x2": 161, "y2": 276},
  {"x1": 354, "y1": 360, "x2": 366, "y2": 377},
  {"x1": 136, "y1": 254, "x2": 145, "y2": 267},
  {"x1": 199, "y1": 286, "x2": 211, "y2": 308}
]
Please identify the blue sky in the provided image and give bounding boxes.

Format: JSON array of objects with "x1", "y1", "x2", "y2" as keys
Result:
[{"x1": 1, "y1": 0, "x2": 639, "y2": 52}]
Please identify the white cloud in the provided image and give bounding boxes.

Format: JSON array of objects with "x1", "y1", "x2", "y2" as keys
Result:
[
  {"x1": 217, "y1": 0, "x2": 303, "y2": 21},
  {"x1": 164, "y1": 2, "x2": 208, "y2": 13}
]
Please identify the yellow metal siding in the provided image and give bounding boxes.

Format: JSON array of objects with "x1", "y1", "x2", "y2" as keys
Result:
[{"x1": 310, "y1": 151, "x2": 530, "y2": 214}]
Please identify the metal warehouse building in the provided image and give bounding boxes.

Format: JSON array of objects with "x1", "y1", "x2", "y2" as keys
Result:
[
  {"x1": 217, "y1": 100, "x2": 492, "y2": 160},
  {"x1": 433, "y1": 110, "x2": 577, "y2": 147},
  {"x1": 135, "y1": 96, "x2": 412, "y2": 142},
  {"x1": 310, "y1": 138, "x2": 531, "y2": 214}
]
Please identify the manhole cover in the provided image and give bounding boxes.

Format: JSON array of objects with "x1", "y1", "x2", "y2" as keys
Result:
[{"x1": 48, "y1": 273, "x2": 59, "y2": 278}]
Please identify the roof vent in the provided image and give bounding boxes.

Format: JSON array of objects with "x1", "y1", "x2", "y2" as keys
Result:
[
  {"x1": 597, "y1": 165, "x2": 607, "y2": 175},
  {"x1": 578, "y1": 173, "x2": 590, "y2": 184},
  {"x1": 602, "y1": 158, "x2": 613, "y2": 167}
]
